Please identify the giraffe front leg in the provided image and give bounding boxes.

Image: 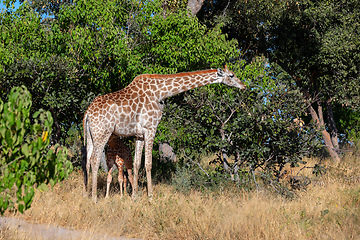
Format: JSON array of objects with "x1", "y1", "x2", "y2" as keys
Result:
[
  {"x1": 132, "y1": 139, "x2": 144, "y2": 199},
  {"x1": 106, "y1": 166, "x2": 113, "y2": 199},
  {"x1": 106, "y1": 147, "x2": 116, "y2": 199}
]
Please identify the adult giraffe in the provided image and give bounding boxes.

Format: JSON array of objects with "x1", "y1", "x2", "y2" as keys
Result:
[{"x1": 82, "y1": 65, "x2": 246, "y2": 202}]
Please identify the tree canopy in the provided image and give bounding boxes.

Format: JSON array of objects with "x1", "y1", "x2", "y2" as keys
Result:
[
  {"x1": 197, "y1": 0, "x2": 360, "y2": 160},
  {"x1": 1, "y1": 0, "x2": 237, "y2": 143}
]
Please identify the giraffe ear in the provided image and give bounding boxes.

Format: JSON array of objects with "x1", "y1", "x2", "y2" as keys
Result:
[{"x1": 217, "y1": 68, "x2": 225, "y2": 77}]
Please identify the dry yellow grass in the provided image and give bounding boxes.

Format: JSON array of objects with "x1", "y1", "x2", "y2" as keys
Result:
[
  {"x1": 2, "y1": 155, "x2": 360, "y2": 240},
  {"x1": 0, "y1": 225, "x2": 27, "y2": 240}
]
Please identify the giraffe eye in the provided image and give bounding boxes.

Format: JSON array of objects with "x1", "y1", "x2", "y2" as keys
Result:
[{"x1": 229, "y1": 74, "x2": 234, "y2": 78}]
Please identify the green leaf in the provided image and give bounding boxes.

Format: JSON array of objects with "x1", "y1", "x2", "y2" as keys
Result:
[
  {"x1": 18, "y1": 204, "x2": 24, "y2": 213},
  {"x1": 5, "y1": 129, "x2": 13, "y2": 147},
  {"x1": 7, "y1": 112, "x2": 15, "y2": 126},
  {"x1": 21, "y1": 144, "x2": 30, "y2": 157},
  {"x1": 37, "y1": 183, "x2": 48, "y2": 192}
]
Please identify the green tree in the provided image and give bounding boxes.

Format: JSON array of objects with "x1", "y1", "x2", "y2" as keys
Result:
[
  {"x1": 0, "y1": 2, "x2": 93, "y2": 143},
  {"x1": 333, "y1": 105, "x2": 360, "y2": 146},
  {"x1": 135, "y1": 6, "x2": 237, "y2": 73},
  {"x1": 160, "y1": 58, "x2": 320, "y2": 189},
  {"x1": 0, "y1": 86, "x2": 72, "y2": 215},
  {"x1": 197, "y1": 0, "x2": 360, "y2": 161},
  {"x1": 2, "y1": 0, "x2": 72, "y2": 17},
  {"x1": 1, "y1": 0, "x2": 240, "y2": 148}
]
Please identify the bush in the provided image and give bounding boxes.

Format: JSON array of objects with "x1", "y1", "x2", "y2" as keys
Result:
[{"x1": 0, "y1": 86, "x2": 72, "y2": 214}]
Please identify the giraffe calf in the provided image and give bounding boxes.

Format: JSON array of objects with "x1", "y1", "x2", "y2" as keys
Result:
[{"x1": 105, "y1": 134, "x2": 134, "y2": 198}]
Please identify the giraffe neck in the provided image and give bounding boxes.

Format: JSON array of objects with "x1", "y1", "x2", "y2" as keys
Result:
[{"x1": 129, "y1": 69, "x2": 219, "y2": 101}]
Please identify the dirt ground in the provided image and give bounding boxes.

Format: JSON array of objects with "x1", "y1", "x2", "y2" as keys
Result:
[{"x1": 0, "y1": 217, "x2": 141, "y2": 240}]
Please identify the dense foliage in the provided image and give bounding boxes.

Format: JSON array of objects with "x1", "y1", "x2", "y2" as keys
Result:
[
  {"x1": 0, "y1": 86, "x2": 72, "y2": 214},
  {"x1": 197, "y1": 0, "x2": 360, "y2": 160},
  {"x1": 0, "y1": 0, "x2": 238, "y2": 144},
  {"x1": 160, "y1": 59, "x2": 320, "y2": 192},
  {"x1": 0, "y1": 0, "x2": 358, "y2": 199}
]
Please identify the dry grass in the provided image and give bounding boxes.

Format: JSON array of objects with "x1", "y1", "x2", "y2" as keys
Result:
[
  {"x1": 2, "y1": 154, "x2": 360, "y2": 240},
  {"x1": 0, "y1": 225, "x2": 28, "y2": 240}
]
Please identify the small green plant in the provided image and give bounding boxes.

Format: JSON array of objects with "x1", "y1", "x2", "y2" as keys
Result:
[
  {"x1": 313, "y1": 164, "x2": 326, "y2": 177},
  {"x1": 0, "y1": 85, "x2": 72, "y2": 215},
  {"x1": 171, "y1": 165, "x2": 194, "y2": 193}
]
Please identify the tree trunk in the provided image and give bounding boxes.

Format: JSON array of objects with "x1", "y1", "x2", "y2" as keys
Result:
[
  {"x1": 308, "y1": 102, "x2": 341, "y2": 162},
  {"x1": 232, "y1": 150, "x2": 244, "y2": 182},
  {"x1": 325, "y1": 98, "x2": 339, "y2": 149},
  {"x1": 220, "y1": 128, "x2": 231, "y2": 171}
]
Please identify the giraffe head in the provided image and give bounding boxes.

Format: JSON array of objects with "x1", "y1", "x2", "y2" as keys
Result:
[{"x1": 217, "y1": 65, "x2": 246, "y2": 90}]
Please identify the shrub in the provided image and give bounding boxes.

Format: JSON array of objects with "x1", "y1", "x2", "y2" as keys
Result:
[{"x1": 0, "y1": 86, "x2": 72, "y2": 214}]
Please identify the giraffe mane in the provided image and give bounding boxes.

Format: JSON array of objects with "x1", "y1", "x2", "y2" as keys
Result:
[{"x1": 137, "y1": 69, "x2": 217, "y2": 79}]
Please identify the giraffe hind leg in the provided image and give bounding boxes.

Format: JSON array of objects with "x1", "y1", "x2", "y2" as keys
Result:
[
  {"x1": 83, "y1": 133, "x2": 93, "y2": 196},
  {"x1": 90, "y1": 135, "x2": 111, "y2": 203},
  {"x1": 118, "y1": 168, "x2": 124, "y2": 197},
  {"x1": 83, "y1": 115, "x2": 94, "y2": 196},
  {"x1": 90, "y1": 150, "x2": 101, "y2": 202}
]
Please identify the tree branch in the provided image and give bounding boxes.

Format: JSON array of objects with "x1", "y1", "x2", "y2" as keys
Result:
[
  {"x1": 183, "y1": 150, "x2": 209, "y2": 178},
  {"x1": 0, "y1": 155, "x2": 25, "y2": 173}
]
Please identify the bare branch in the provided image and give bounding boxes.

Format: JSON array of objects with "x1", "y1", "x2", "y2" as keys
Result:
[
  {"x1": 250, "y1": 165, "x2": 260, "y2": 191},
  {"x1": 0, "y1": 155, "x2": 25, "y2": 173},
  {"x1": 183, "y1": 150, "x2": 209, "y2": 178}
]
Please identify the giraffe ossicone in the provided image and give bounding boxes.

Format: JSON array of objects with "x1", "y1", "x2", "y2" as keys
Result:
[{"x1": 82, "y1": 65, "x2": 246, "y2": 202}]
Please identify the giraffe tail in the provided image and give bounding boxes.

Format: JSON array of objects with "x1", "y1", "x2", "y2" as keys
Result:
[
  {"x1": 81, "y1": 145, "x2": 87, "y2": 188},
  {"x1": 81, "y1": 115, "x2": 89, "y2": 189}
]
